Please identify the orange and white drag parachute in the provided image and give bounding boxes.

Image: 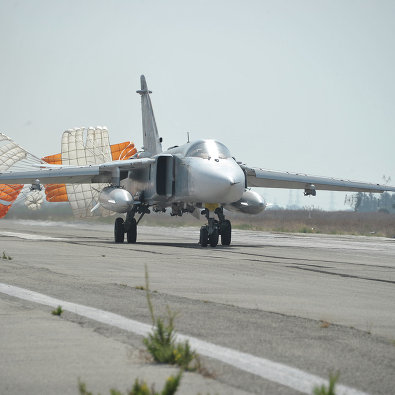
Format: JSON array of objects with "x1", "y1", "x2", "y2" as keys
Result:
[
  {"x1": 0, "y1": 184, "x2": 24, "y2": 218},
  {"x1": 0, "y1": 133, "x2": 44, "y2": 218},
  {"x1": 24, "y1": 191, "x2": 44, "y2": 211},
  {"x1": 41, "y1": 127, "x2": 137, "y2": 217},
  {"x1": 0, "y1": 128, "x2": 137, "y2": 219}
]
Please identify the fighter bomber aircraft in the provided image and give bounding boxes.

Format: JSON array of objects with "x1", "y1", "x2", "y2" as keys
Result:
[{"x1": 1, "y1": 75, "x2": 395, "y2": 247}]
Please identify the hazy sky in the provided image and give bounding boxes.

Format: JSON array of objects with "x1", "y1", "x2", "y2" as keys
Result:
[{"x1": 1, "y1": 0, "x2": 394, "y2": 210}]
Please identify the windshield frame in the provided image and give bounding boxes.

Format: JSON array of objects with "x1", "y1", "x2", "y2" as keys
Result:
[{"x1": 185, "y1": 140, "x2": 231, "y2": 160}]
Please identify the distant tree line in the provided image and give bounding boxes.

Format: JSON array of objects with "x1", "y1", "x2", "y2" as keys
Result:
[{"x1": 345, "y1": 192, "x2": 395, "y2": 213}]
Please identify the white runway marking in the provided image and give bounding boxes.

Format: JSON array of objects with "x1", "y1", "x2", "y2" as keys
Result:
[
  {"x1": 0, "y1": 231, "x2": 64, "y2": 241},
  {"x1": 0, "y1": 283, "x2": 369, "y2": 395}
]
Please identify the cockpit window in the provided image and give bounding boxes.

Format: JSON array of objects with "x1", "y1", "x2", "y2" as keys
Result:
[{"x1": 186, "y1": 140, "x2": 231, "y2": 159}]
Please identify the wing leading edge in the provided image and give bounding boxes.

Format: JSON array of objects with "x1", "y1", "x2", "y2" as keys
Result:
[
  {"x1": 0, "y1": 158, "x2": 154, "y2": 185},
  {"x1": 243, "y1": 166, "x2": 395, "y2": 194}
]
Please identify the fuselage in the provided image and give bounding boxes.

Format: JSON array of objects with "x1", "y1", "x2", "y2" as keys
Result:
[{"x1": 122, "y1": 139, "x2": 245, "y2": 207}]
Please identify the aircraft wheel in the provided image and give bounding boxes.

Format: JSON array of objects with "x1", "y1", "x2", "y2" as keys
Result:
[
  {"x1": 209, "y1": 228, "x2": 219, "y2": 247},
  {"x1": 200, "y1": 226, "x2": 208, "y2": 247},
  {"x1": 126, "y1": 218, "x2": 137, "y2": 243},
  {"x1": 114, "y1": 217, "x2": 125, "y2": 243},
  {"x1": 221, "y1": 220, "x2": 231, "y2": 246}
]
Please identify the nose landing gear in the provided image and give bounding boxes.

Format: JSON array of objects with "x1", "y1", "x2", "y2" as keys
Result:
[{"x1": 199, "y1": 207, "x2": 232, "y2": 247}]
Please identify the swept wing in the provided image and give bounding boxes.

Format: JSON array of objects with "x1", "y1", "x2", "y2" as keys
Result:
[
  {"x1": 242, "y1": 166, "x2": 395, "y2": 193},
  {"x1": 0, "y1": 158, "x2": 154, "y2": 185}
]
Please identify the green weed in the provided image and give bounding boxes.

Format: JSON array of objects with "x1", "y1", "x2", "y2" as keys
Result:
[
  {"x1": 143, "y1": 266, "x2": 199, "y2": 372},
  {"x1": 51, "y1": 306, "x2": 63, "y2": 316},
  {"x1": 143, "y1": 312, "x2": 197, "y2": 370},
  {"x1": 2, "y1": 251, "x2": 12, "y2": 260},
  {"x1": 78, "y1": 372, "x2": 181, "y2": 395},
  {"x1": 313, "y1": 372, "x2": 339, "y2": 395},
  {"x1": 78, "y1": 381, "x2": 93, "y2": 395}
]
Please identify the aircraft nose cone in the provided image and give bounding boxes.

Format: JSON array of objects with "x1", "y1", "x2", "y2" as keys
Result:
[
  {"x1": 218, "y1": 175, "x2": 245, "y2": 203},
  {"x1": 190, "y1": 159, "x2": 245, "y2": 203},
  {"x1": 214, "y1": 174, "x2": 243, "y2": 199}
]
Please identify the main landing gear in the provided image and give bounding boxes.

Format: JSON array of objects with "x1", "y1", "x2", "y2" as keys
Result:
[
  {"x1": 114, "y1": 205, "x2": 150, "y2": 244},
  {"x1": 199, "y1": 207, "x2": 231, "y2": 247}
]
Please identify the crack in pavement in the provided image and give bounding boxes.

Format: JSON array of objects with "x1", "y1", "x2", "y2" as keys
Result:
[{"x1": 291, "y1": 266, "x2": 395, "y2": 285}]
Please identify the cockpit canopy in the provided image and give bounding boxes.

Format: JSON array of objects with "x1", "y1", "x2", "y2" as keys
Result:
[{"x1": 186, "y1": 140, "x2": 231, "y2": 160}]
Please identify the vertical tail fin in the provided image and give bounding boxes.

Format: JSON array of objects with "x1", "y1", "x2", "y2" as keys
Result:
[{"x1": 136, "y1": 75, "x2": 163, "y2": 156}]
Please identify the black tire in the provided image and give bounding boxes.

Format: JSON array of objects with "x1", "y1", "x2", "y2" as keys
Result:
[
  {"x1": 221, "y1": 220, "x2": 231, "y2": 246},
  {"x1": 126, "y1": 218, "x2": 137, "y2": 243},
  {"x1": 200, "y1": 226, "x2": 208, "y2": 247},
  {"x1": 114, "y1": 217, "x2": 125, "y2": 243},
  {"x1": 209, "y1": 228, "x2": 219, "y2": 247}
]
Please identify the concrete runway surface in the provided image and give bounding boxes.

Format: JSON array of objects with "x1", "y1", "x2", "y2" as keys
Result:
[{"x1": 0, "y1": 219, "x2": 394, "y2": 394}]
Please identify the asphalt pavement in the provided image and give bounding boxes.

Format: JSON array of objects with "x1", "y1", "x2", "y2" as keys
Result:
[{"x1": 1, "y1": 219, "x2": 394, "y2": 394}]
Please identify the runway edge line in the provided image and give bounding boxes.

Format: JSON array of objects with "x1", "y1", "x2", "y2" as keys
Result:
[{"x1": 0, "y1": 282, "x2": 369, "y2": 395}]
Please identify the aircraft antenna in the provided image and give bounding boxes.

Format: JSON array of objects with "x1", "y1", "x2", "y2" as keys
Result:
[{"x1": 187, "y1": 132, "x2": 190, "y2": 143}]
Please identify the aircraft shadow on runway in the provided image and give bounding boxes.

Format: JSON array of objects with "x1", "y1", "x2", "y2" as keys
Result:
[{"x1": 96, "y1": 240, "x2": 257, "y2": 249}]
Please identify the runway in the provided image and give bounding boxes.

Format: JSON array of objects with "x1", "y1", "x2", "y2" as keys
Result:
[{"x1": 1, "y1": 219, "x2": 394, "y2": 394}]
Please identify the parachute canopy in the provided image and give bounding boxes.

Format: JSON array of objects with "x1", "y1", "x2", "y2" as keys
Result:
[
  {"x1": 0, "y1": 129, "x2": 137, "y2": 219},
  {"x1": 24, "y1": 191, "x2": 44, "y2": 211},
  {"x1": 0, "y1": 133, "x2": 43, "y2": 218},
  {"x1": 41, "y1": 127, "x2": 137, "y2": 217}
]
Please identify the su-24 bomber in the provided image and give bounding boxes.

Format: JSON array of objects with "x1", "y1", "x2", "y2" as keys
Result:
[{"x1": 1, "y1": 75, "x2": 395, "y2": 247}]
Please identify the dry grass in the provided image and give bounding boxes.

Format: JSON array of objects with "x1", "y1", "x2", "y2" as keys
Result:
[
  {"x1": 138, "y1": 210, "x2": 395, "y2": 238},
  {"x1": 12, "y1": 203, "x2": 393, "y2": 238},
  {"x1": 320, "y1": 321, "x2": 331, "y2": 329},
  {"x1": 243, "y1": 210, "x2": 395, "y2": 238}
]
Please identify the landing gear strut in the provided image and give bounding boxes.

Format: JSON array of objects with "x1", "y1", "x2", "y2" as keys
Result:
[
  {"x1": 199, "y1": 207, "x2": 231, "y2": 247},
  {"x1": 114, "y1": 204, "x2": 150, "y2": 244}
]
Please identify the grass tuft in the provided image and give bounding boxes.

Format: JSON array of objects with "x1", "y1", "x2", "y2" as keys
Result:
[
  {"x1": 78, "y1": 372, "x2": 182, "y2": 395},
  {"x1": 320, "y1": 320, "x2": 331, "y2": 328},
  {"x1": 313, "y1": 372, "x2": 340, "y2": 395},
  {"x1": 143, "y1": 314, "x2": 197, "y2": 370},
  {"x1": 51, "y1": 305, "x2": 63, "y2": 316},
  {"x1": 2, "y1": 251, "x2": 12, "y2": 260},
  {"x1": 143, "y1": 266, "x2": 200, "y2": 372},
  {"x1": 78, "y1": 380, "x2": 93, "y2": 395}
]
